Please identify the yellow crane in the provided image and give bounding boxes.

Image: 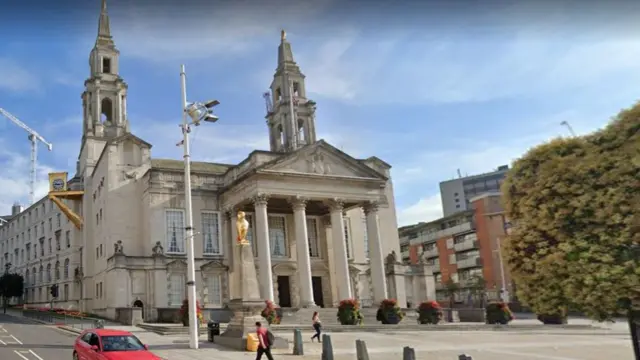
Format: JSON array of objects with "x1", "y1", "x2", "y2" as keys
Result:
[{"x1": 47, "y1": 172, "x2": 84, "y2": 230}]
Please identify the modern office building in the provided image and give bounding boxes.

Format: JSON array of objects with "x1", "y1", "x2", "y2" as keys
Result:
[
  {"x1": 399, "y1": 192, "x2": 513, "y2": 303},
  {"x1": 439, "y1": 165, "x2": 509, "y2": 217}
]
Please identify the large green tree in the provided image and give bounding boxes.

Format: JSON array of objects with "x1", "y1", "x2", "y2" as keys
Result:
[
  {"x1": 0, "y1": 273, "x2": 24, "y2": 313},
  {"x1": 502, "y1": 101, "x2": 639, "y2": 321}
]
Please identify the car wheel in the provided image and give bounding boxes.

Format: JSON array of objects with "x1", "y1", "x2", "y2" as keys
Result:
[{"x1": 72, "y1": 351, "x2": 78, "y2": 360}]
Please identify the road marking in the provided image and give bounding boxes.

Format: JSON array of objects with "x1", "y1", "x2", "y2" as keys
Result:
[
  {"x1": 10, "y1": 335, "x2": 23, "y2": 344},
  {"x1": 13, "y1": 350, "x2": 30, "y2": 360},
  {"x1": 485, "y1": 348, "x2": 582, "y2": 360},
  {"x1": 0, "y1": 339, "x2": 6, "y2": 345},
  {"x1": 0, "y1": 328, "x2": 7, "y2": 332},
  {"x1": 28, "y1": 350, "x2": 44, "y2": 360}
]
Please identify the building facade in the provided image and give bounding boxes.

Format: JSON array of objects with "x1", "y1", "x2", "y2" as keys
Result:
[
  {"x1": 439, "y1": 165, "x2": 509, "y2": 217},
  {"x1": 399, "y1": 193, "x2": 513, "y2": 304},
  {"x1": 0, "y1": 1, "x2": 412, "y2": 321}
]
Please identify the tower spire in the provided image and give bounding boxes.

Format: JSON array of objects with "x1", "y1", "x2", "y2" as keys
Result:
[
  {"x1": 96, "y1": 0, "x2": 114, "y2": 47},
  {"x1": 277, "y1": 29, "x2": 296, "y2": 69}
]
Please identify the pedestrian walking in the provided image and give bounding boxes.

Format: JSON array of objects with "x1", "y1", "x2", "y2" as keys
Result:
[
  {"x1": 311, "y1": 311, "x2": 322, "y2": 342},
  {"x1": 255, "y1": 321, "x2": 275, "y2": 360}
]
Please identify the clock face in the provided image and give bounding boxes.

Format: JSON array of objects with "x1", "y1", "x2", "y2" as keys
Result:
[{"x1": 52, "y1": 179, "x2": 65, "y2": 191}]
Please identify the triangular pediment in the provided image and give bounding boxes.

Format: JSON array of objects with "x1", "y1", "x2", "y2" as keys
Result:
[
  {"x1": 260, "y1": 141, "x2": 387, "y2": 180},
  {"x1": 200, "y1": 260, "x2": 228, "y2": 271},
  {"x1": 166, "y1": 259, "x2": 187, "y2": 270},
  {"x1": 108, "y1": 133, "x2": 152, "y2": 149}
]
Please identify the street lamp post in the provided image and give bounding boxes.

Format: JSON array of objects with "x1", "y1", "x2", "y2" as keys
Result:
[
  {"x1": 498, "y1": 215, "x2": 511, "y2": 303},
  {"x1": 178, "y1": 64, "x2": 220, "y2": 350}
]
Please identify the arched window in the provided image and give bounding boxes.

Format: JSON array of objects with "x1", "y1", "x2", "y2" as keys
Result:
[
  {"x1": 297, "y1": 119, "x2": 305, "y2": 143},
  {"x1": 64, "y1": 259, "x2": 70, "y2": 279},
  {"x1": 46, "y1": 263, "x2": 52, "y2": 282},
  {"x1": 25, "y1": 270, "x2": 30, "y2": 286},
  {"x1": 101, "y1": 97, "x2": 113, "y2": 123},
  {"x1": 38, "y1": 265, "x2": 43, "y2": 282},
  {"x1": 54, "y1": 261, "x2": 60, "y2": 280},
  {"x1": 278, "y1": 124, "x2": 285, "y2": 147},
  {"x1": 32, "y1": 267, "x2": 37, "y2": 284}
]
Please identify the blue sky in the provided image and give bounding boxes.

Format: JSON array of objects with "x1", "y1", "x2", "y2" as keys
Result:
[{"x1": 1, "y1": 0, "x2": 640, "y2": 225}]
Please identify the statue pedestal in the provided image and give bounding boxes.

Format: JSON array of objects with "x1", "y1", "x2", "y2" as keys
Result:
[{"x1": 216, "y1": 244, "x2": 270, "y2": 350}]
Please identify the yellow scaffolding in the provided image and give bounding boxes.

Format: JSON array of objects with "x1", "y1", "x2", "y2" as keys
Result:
[{"x1": 48, "y1": 172, "x2": 84, "y2": 230}]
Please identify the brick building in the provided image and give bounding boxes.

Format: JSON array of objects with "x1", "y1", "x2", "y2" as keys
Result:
[{"x1": 399, "y1": 192, "x2": 514, "y2": 303}]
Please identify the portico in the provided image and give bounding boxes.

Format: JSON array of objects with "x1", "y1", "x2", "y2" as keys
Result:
[{"x1": 220, "y1": 143, "x2": 391, "y2": 307}]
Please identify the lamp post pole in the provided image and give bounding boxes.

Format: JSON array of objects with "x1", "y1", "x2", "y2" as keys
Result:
[
  {"x1": 180, "y1": 64, "x2": 199, "y2": 350},
  {"x1": 498, "y1": 214, "x2": 511, "y2": 303}
]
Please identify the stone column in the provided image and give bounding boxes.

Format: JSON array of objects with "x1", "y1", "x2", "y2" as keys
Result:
[
  {"x1": 253, "y1": 194, "x2": 274, "y2": 302},
  {"x1": 290, "y1": 196, "x2": 315, "y2": 307},
  {"x1": 328, "y1": 199, "x2": 352, "y2": 300},
  {"x1": 223, "y1": 209, "x2": 236, "y2": 300},
  {"x1": 364, "y1": 202, "x2": 388, "y2": 304},
  {"x1": 323, "y1": 217, "x2": 339, "y2": 306}
]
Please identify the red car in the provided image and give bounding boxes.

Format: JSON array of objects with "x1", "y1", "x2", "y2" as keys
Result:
[{"x1": 73, "y1": 329, "x2": 163, "y2": 360}]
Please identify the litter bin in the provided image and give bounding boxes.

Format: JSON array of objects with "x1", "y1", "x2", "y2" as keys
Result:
[{"x1": 207, "y1": 321, "x2": 220, "y2": 342}]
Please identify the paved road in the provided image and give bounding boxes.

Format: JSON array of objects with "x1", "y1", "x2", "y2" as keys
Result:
[{"x1": 0, "y1": 313, "x2": 76, "y2": 360}]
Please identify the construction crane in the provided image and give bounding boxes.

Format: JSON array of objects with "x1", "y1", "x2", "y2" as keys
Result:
[
  {"x1": 560, "y1": 120, "x2": 577, "y2": 137},
  {"x1": 0, "y1": 107, "x2": 53, "y2": 205}
]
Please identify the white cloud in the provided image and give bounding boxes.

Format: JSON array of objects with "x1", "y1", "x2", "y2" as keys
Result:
[
  {"x1": 0, "y1": 58, "x2": 41, "y2": 93},
  {"x1": 110, "y1": 0, "x2": 336, "y2": 63},
  {"x1": 0, "y1": 146, "x2": 53, "y2": 215},
  {"x1": 396, "y1": 193, "x2": 443, "y2": 226}
]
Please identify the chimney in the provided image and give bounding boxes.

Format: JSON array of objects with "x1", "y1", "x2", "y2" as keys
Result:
[{"x1": 11, "y1": 202, "x2": 23, "y2": 216}]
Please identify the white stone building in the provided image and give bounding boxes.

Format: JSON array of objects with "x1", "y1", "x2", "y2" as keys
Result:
[{"x1": 0, "y1": 1, "x2": 411, "y2": 321}]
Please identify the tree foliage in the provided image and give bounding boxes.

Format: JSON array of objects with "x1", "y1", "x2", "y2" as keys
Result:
[
  {"x1": 502, "y1": 101, "x2": 640, "y2": 321},
  {"x1": 0, "y1": 273, "x2": 24, "y2": 299}
]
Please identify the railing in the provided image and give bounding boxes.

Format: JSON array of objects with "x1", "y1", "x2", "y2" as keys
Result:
[
  {"x1": 456, "y1": 257, "x2": 483, "y2": 269},
  {"x1": 22, "y1": 309, "x2": 104, "y2": 331},
  {"x1": 454, "y1": 240, "x2": 479, "y2": 252},
  {"x1": 422, "y1": 248, "x2": 439, "y2": 258}
]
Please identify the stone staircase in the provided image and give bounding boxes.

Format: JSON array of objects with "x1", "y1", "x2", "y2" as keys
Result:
[{"x1": 279, "y1": 307, "x2": 418, "y2": 325}]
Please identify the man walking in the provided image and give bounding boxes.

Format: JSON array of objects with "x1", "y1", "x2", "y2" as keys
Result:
[{"x1": 255, "y1": 321, "x2": 275, "y2": 360}]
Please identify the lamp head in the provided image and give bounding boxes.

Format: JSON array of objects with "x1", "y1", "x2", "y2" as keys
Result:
[{"x1": 203, "y1": 99, "x2": 220, "y2": 108}]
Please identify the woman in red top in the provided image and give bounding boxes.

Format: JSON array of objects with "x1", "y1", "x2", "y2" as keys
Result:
[{"x1": 255, "y1": 321, "x2": 275, "y2": 360}]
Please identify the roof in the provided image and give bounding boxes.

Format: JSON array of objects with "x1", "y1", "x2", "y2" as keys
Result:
[
  {"x1": 90, "y1": 329, "x2": 134, "y2": 336},
  {"x1": 150, "y1": 159, "x2": 232, "y2": 174},
  {"x1": 399, "y1": 209, "x2": 474, "y2": 236}
]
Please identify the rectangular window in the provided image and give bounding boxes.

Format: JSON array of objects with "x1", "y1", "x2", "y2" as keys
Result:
[
  {"x1": 165, "y1": 209, "x2": 186, "y2": 254},
  {"x1": 244, "y1": 213, "x2": 257, "y2": 257},
  {"x1": 66, "y1": 231, "x2": 71, "y2": 248},
  {"x1": 63, "y1": 284, "x2": 69, "y2": 301},
  {"x1": 343, "y1": 218, "x2": 352, "y2": 259},
  {"x1": 362, "y1": 218, "x2": 369, "y2": 259},
  {"x1": 206, "y1": 274, "x2": 222, "y2": 306},
  {"x1": 306, "y1": 218, "x2": 319, "y2": 258},
  {"x1": 56, "y1": 214, "x2": 61, "y2": 228},
  {"x1": 201, "y1": 212, "x2": 221, "y2": 255},
  {"x1": 268, "y1": 215, "x2": 287, "y2": 257},
  {"x1": 169, "y1": 274, "x2": 185, "y2": 306}
]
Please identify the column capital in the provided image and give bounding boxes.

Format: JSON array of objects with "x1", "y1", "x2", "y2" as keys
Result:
[
  {"x1": 252, "y1": 193, "x2": 270, "y2": 207},
  {"x1": 223, "y1": 206, "x2": 237, "y2": 219},
  {"x1": 326, "y1": 198, "x2": 345, "y2": 212},
  {"x1": 362, "y1": 201, "x2": 380, "y2": 215},
  {"x1": 322, "y1": 216, "x2": 332, "y2": 228},
  {"x1": 288, "y1": 196, "x2": 308, "y2": 211}
]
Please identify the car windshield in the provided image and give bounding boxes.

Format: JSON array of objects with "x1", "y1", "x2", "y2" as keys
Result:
[{"x1": 100, "y1": 335, "x2": 146, "y2": 352}]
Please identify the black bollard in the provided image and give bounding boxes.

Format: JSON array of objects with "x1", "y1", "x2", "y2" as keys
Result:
[
  {"x1": 402, "y1": 346, "x2": 416, "y2": 360},
  {"x1": 321, "y1": 334, "x2": 334, "y2": 360},
  {"x1": 355, "y1": 339, "x2": 370, "y2": 360},
  {"x1": 293, "y1": 329, "x2": 304, "y2": 355}
]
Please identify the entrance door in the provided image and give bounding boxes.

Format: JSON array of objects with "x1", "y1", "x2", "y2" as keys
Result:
[
  {"x1": 277, "y1": 276, "x2": 292, "y2": 307},
  {"x1": 312, "y1": 276, "x2": 324, "y2": 308}
]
